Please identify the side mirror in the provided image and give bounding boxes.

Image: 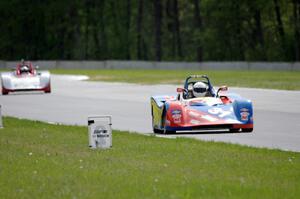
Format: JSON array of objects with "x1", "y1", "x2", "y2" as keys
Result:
[
  {"x1": 217, "y1": 85, "x2": 228, "y2": 97},
  {"x1": 177, "y1": 88, "x2": 185, "y2": 93}
]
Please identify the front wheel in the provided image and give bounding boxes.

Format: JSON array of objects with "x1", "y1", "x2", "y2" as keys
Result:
[
  {"x1": 44, "y1": 83, "x2": 51, "y2": 93},
  {"x1": 229, "y1": 128, "x2": 240, "y2": 133},
  {"x1": 44, "y1": 87, "x2": 51, "y2": 93},
  {"x1": 164, "y1": 129, "x2": 176, "y2": 134},
  {"x1": 242, "y1": 128, "x2": 253, "y2": 133},
  {"x1": 153, "y1": 128, "x2": 163, "y2": 134}
]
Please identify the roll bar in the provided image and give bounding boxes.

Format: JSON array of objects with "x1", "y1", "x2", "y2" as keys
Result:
[{"x1": 183, "y1": 75, "x2": 216, "y2": 97}]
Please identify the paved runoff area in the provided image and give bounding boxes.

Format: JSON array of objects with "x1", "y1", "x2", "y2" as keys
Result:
[{"x1": 1, "y1": 75, "x2": 300, "y2": 152}]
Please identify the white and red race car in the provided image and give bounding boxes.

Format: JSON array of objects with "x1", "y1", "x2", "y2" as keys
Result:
[{"x1": 1, "y1": 60, "x2": 51, "y2": 95}]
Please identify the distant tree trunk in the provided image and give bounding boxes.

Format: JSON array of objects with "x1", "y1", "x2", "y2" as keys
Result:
[
  {"x1": 99, "y1": 1, "x2": 108, "y2": 60},
  {"x1": 84, "y1": 0, "x2": 91, "y2": 59},
  {"x1": 273, "y1": 0, "x2": 285, "y2": 44},
  {"x1": 166, "y1": 0, "x2": 175, "y2": 57},
  {"x1": 254, "y1": 10, "x2": 264, "y2": 47},
  {"x1": 154, "y1": 0, "x2": 163, "y2": 61},
  {"x1": 193, "y1": 0, "x2": 203, "y2": 62},
  {"x1": 233, "y1": 2, "x2": 244, "y2": 60},
  {"x1": 253, "y1": 8, "x2": 266, "y2": 60},
  {"x1": 125, "y1": 0, "x2": 131, "y2": 59},
  {"x1": 293, "y1": 0, "x2": 300, "y2": 61},
  {"x1": 173, "y1": 0, "x2": 182, "y2": 58},
  {"x1": 110, "y1": 1, "x2": 121, "y2": 59},
  {"x1": 166, "y1": 0, "x2": 182, "y2": 59},
  {"x1": 136, "y1": 0, "x2": 144, "y2": 60},
  {"x1": 8, "y1": 25, "x2": 14, "y2": 59},
  {"x1": 65, "y1": 1, "x2": 78, "y2": 59},
  {"x1": 57, "y1": 28, "x2": 65, "y2": 59},
  {"x1": 92, "y1": 1, "x2": 100, "y2": 59}
]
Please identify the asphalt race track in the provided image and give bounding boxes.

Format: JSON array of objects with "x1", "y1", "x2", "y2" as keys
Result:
[{"x1": 1, "y1": 75, "x2": 300, "y2": 152}]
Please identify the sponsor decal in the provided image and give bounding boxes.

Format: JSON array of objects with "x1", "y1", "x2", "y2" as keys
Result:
[
  {"x1": 171, "y1": 110, "x2": 182, "y2": 124},
  {"x1": 93, "y1": 129, "x2": 109, "y2": 138},
  {"x1": 172, "y1": 110, "x2": 181, "y2": 115},
  {"x1": 240, "y1": 111, "x2": 249, "y2": 121},
  {"x1": 191, "y1": 97, "x2": 223, "y2": 106},
  {"x1": 240, "y1": 108, "x2": 250, "y2": 121}
]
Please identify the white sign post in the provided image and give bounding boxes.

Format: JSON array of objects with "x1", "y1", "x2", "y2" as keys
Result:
[{"x1": 88, "y1": 116, "x2": 112, "y2": 149}]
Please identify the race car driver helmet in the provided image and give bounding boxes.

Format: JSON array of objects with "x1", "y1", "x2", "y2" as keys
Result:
[
  {"x1": 20, "y1": 65, "x2": 30, "y2": 73},
  {"x1": 193, "y1": 82, "x2": 208, "y2": 97}
]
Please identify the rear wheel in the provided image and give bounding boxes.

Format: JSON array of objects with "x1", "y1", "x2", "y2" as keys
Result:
[
  {"x1": 2, "y1": 88, "x2": 8, "y2": 95},
  {"x1": 242, "y1": 128, "x2": 253, "y2": 133}
]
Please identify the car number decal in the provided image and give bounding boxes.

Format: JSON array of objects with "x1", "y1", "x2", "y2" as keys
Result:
[{"x1": 208, "y1": 108, "x2": 231, "y2": 118}]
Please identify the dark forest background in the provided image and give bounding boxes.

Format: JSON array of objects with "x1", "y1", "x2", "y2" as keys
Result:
[{"x1": 0, "y1": 0, "x2": 300, "y2": 61}]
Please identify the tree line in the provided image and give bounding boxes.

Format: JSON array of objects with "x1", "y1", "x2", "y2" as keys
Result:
[{"x1": 0, "y1": 0, "x2": 299, "y2": 61}]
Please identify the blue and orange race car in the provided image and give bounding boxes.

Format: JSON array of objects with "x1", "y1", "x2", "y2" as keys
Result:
[{"x1": 151, "y1": 75, "x2": 253, "y2": 134}]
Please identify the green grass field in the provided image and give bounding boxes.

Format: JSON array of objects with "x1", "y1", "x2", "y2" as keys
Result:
[
  {"x1": 0, "y1": 117, "x2": 299, "y2": 199},
  {"x1": 51, "y1": 69, "x2": 300, "y2": 90}
]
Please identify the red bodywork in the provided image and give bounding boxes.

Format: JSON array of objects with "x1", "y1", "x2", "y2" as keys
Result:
[
  {"x1": 164, "y1": 97, "x2": 253, "y2": 131},
  {"x1": 1, "y1": 61, "x2": 51, "y2": 95}
]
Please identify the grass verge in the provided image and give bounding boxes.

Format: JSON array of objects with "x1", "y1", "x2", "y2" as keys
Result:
[
  {"x1": 51, "y1": 69, "x2": 300, "y2": 90},
  {"x1": 0, "y1": 117, "x2": 299, "y2": 199}
]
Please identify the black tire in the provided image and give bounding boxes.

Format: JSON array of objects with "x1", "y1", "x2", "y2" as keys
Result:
[
  {"x1": 164, "y1": 129, "x2": 176, "y2": 134},
  {"x1": 242, "y1": 128, "x2": 253, "y2": 133},
  {"x1": 44, "y1": 83, "x2": 51, "y2": 93},
  {"x1": 44, "y1": 86, "x2": 51, "y2": 93},
  {"x1": 153, "y1": 128, "x2": 163, "y2": 134},
  {"x1": 229, "y1": 128, "x2": 240, "y2": 133},
  {"x1": 2, "y1": 86, "x2": 8, "y2": 95}
]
